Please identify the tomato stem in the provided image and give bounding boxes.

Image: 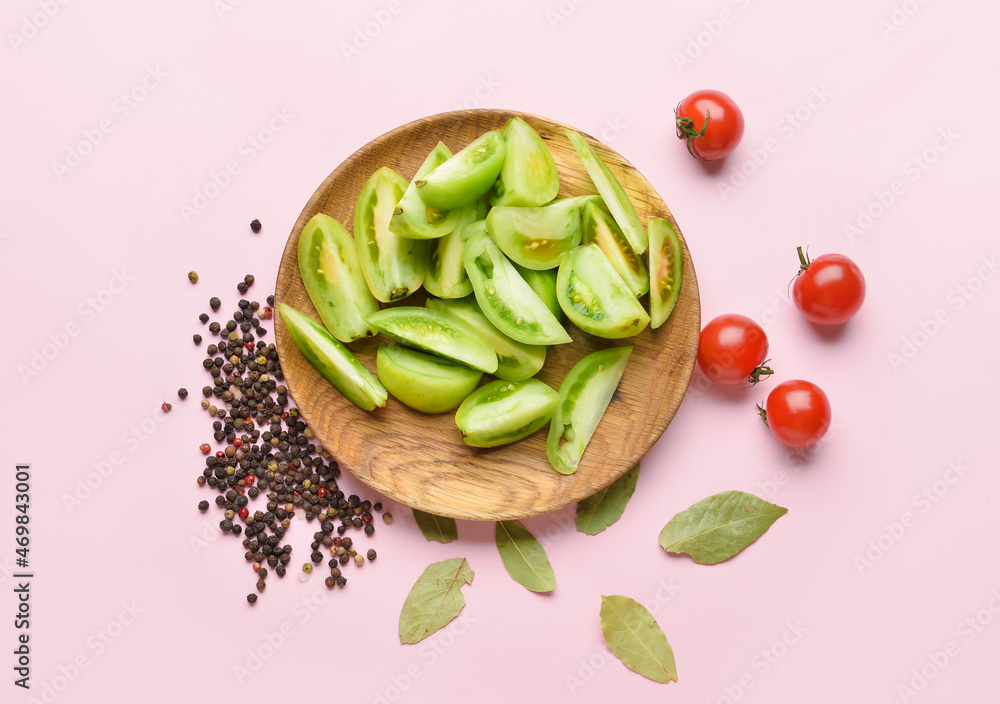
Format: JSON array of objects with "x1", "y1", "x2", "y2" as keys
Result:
[
  {"x1": 796, "y1": 245, "x2": 811, "y2": 273},
  {"x1": 756, "y1": 403, "x2": 769, "y2": 426},
  {"x1": 675, "y1": 105, "x2": 711, "y2": 161},
  {"x1": 747, "y1": 359, "x2": 774, "y2": 387}
]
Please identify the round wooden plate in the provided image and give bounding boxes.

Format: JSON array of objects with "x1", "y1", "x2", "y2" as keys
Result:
[{"x1": 274, "y1": 109, "x2": 700, "y2": 520}]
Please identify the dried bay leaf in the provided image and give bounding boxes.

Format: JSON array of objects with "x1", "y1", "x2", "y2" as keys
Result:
[
  {"x1": 495, "y1": 520, "x2": 556, "y2": 592},
  {"x1": 398, "y1": 557, "x2": 474, "y2": 644},
  {"x1": 577, "y1": 461, "x2": 640, "y2": 535},
  {"x1": 659, "y1": 490, "x2": 788, "y2": 565},
  {"x1": 412, "y1": 509, "x2": 458, "y2": 543},
  {"x1": 600, "y1": 595, "x2": 677, "y2": 683}
]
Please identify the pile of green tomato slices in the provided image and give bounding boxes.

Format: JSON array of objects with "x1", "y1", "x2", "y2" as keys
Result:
[{"x1": 279, "y1": 117, "x2": 683, "y2": 476}]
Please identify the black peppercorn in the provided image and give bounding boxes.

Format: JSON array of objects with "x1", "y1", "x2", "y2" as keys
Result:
[
  {"x1": 199, "y1": 313, "x2": 210, "y2": 324},
  {"x1": 247, "y1": 593, "x2": 257, "y2": 604},
  {"x1": 193, "y1": 334, "x2": 202, "y2": 345},
  {"x1": 198, "y1": 500, "x2": 209, "y2": 511},
  {"x1": 256, "y1": 579, "x2": 266, "y2": 592},
  {"x1": 364, "y1": 524, "x2": 375, "y2": 536},
  {"x1": 210, "y1": 297, "x2": 221, "y2": 311},
  {"x1": 250, "y1": 219, "x2": 261, "y2": 233}
]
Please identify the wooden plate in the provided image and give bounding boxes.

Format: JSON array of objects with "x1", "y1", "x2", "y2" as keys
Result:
[{"x1": 274, "y1": 109, "x2": 700, "y2": 520}]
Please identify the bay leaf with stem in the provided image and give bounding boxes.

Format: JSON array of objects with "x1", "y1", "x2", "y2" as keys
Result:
[
  {"x1": 658, "y1": 490, "x2": 787, "y2": 565},
  {"x1": 495, "y1": 520, "x2": 556, "y2": 592},
  {"x1": 600, "y1": 594, "x2": 677, "y2": 684},
  {"x1": 399, "y1": 557, "x2": 474, "y2": 644},
  {"x1": 413, "y1": 508, "x2": 458, "y2": 543},
  {"x1": 577, "y1": 461, "x2": 640, "y2": 535}
]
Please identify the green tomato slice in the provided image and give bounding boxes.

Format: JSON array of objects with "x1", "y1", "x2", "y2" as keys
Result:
[
  {"x1": 416, "y1": 130, "x2": 506, "y2": 211},
  {"x1": 648, "y1": 217, "x2": 685, "y2": 328},
  {"x1": 463, "y1": 231, "x2": 572, "y2": 346},
  {"x1": 278, "y1": 304, "x2": 387, "y2": 411},
  {"x1": 546, "y1": 346, "x2": 632, "y2": 474},
  {"x1": 389, "y1": 142, "x2": 461, "y2": 240},
  {"x1": 485, "y1": 196, "x2": 598, "y2": 271},
  {"x1": 556, "y1": 243, "x2": 650, "y2": 339},
  {"x1": 376, "y1": 345, "x2": 482, "y2": 414},
  {"x1": 455, "y1": 378, "x2": 559, "y2": 448},
  {"x1": 491, "y1": 116, "x2": 560, "y2": 207},
  {"x1": 354, "y1": 166, "x2": 430, "y2": 302},
  {"x1": 367, "y1": 306, "x2": 498, "y2": 374},
  {"x1": 581, "y1": 200, "x2": 649, "y2": 297},
  {"x1": 423, "y1": 197, "x2": 489, "y2": 299},
  {"x1": 513, "y1": 264, "x2": 561, "y2": 321},
  {"x1": 426, "y1": 296, "x2": 546, "y2": 381},
  {"x1": 298, "y1": 213, "x2": 379, "y2": 342},
  {"x1": 566, "y1": 129, "x2": 647, "y2": 254}
]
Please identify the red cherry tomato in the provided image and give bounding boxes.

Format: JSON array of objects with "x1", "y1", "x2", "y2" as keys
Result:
[
  {"x1": 761, "y1": 380, "x2": 831, "y2": 447},
  {"x1": 697, "y1": 314, "x2": 772, "y2": 386},
  {"x1": 675, "y1": 89, "x2": 745, "y2": 161},
  {"x1": 791, "y1": 247, "x2": 866, "y2": 325}
]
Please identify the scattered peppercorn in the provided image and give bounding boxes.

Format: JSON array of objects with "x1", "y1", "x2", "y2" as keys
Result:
[
  {"x1": 325, "y1": 576, "x2": 337, "y2": 589},
  {"x1": 302, "y1": 563, "x2": 313, "y2": 574},
  {"x1": 162, "y1": 402, "x2": 172, "y2": 413},
  {"x1": 364, "y1": 524, "x2": 375, "y2": 536},
  {"x1": 210, "y1": 297, "x2": 221, "y2": 311},
  {"x1": 198, "y1": 500, "x2": 209, "y2": 512},
  {"x1": 247, "y1": 593, "x2": 257, "y2": 604},
  {"x1": 382, "y1": 512, "x2": 393, "y2": 525},
  {"x1": 250, "y1": 219, "x2": 261, "y2": 233},
  {"x1": 188, "y1": 271, "x2": 199, "y2": 284},
  {"x1": 193, "y1": 334, "x2": 202, "y2": 345},
  {"x1": 199, "y1": 313, "x2": 209, "y2": 324},
  {"x1": 354, "y1": 554, "x2": 364, "y2": 566},
  {"x1": 366, "y1": 549, "x2": 376, "y2": 561},
  {"x1": 178, "y1": 388, "x2": 188, "y2": 399},
  {"x1": 244, "y1": 274, "x2": 255, "y2": 287}
]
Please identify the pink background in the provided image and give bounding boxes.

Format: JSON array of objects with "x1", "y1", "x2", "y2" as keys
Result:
[{"x1": 3, "y1": 1, "x2": 999, "y2": 702}]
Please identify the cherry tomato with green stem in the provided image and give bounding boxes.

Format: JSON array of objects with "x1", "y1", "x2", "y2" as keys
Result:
[
  {"x1": 675, "y1": 89, "x2": 745, "y2": 161},
  {"x1": 791, "y1": 247, "x2": 866, "y2": 325},
  {"x1": 759, "y1": 379, "x2": 831, "y2": 448},
  {"x1": 697, "y1": 314, "x2": 772, "y2": 386}
]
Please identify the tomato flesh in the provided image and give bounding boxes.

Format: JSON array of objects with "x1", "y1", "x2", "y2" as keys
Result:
[
  {"x1": 456, "y1": 378, "x2": 559, "y2": 448},
  {"x1": 764, "y1": 380, "x2": 831, "y2": 447},
  {"x1": 792, "y1": 251, "x2": 866, "y2": 325},
  {"x1": 376, "y1": 345, "x2": 482, "y2": 414},
  {"x1": 697, "y1": 314, "x2": 767, "y2": 386}
]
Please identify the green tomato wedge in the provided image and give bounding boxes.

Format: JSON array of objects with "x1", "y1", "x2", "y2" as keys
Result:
[
  {"x1": 298, "y1": 213, "x2": 379, "y2": 342},
  {"x1": 463, "y1": 231, "x2": 572, "y2": 346},
  {"x1": 354, "y1": 166, "x2": 430, "y2": 302},
  {"x1": 455, "y1": 378, "x2": 559, "y2": 448},
  {"x1": 581, "y1": 200, "x2": 649, "y2": 297},
  {"x1": 547, "y1": 346, "x2": 632, "y2": 475},
  {"x1": 556, "y1": 243, "x2": 650, "y2": 339},
  {"x1": 389, "y1": 142, "x2": 461, "y2": 240},
  {"x1": 423, "y1": 197, "x2": 489, "y2": 299},
  {"x1": 513, "y1": 264, "x2": 561, "y2": 321},
  {"x1": 416, "y1": 130, "x2": 506, "y2": 211},
  {"x1": 491, "y1": 116, "x2": 559, "y2": 207},
  {"x1": 566, "y1": 129, "x2": 647, "y2": 254},
  {"x1": 648, "y1": 217, "x2": 685, "y2": 328},
  {"x1": 277, "y1": 304, "x2": 387, "y2": 411},
  {"x1": 485, "y1": 196, "x2": 598, "y2": 271},
  {"x1": 367, "y1": 306, "x2": 498, "y2": 374},
  {"x1": 376, "y1": 345, "x2": 482, "y2": 414},
  {"x1": 426, "y1": 296, "x2": 546, "y2": 381}
]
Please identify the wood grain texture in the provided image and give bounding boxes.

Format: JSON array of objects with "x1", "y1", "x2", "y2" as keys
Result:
[{"x1": 274, "y1": 109, "x2": 700, "y2": 520}]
